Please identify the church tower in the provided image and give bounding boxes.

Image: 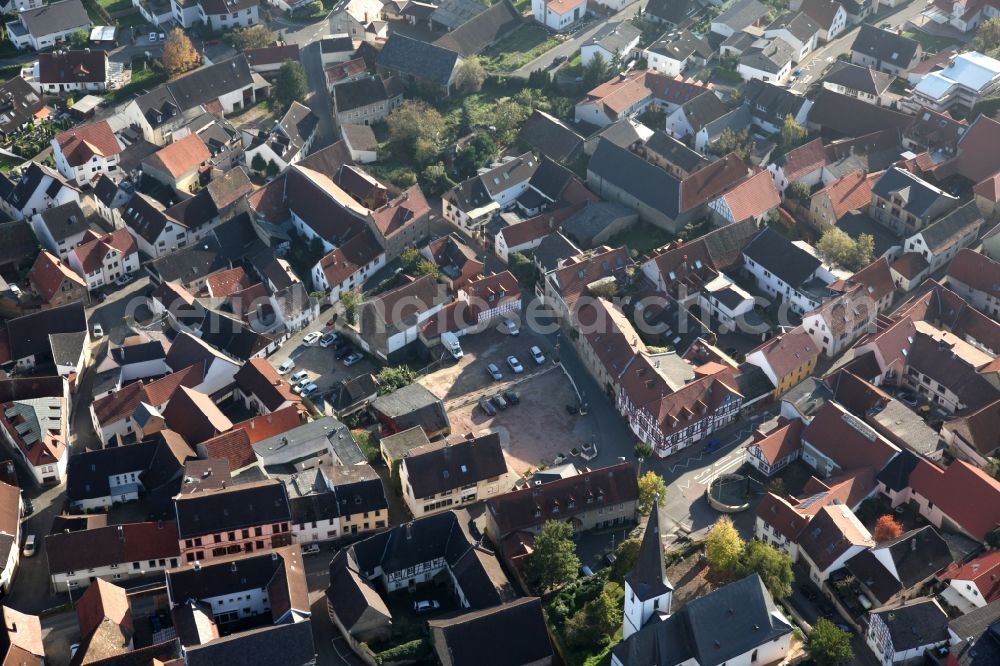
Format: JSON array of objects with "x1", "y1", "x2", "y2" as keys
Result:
[{"x1": 622, "y1": 501, "x2": 673, "y2": 638}]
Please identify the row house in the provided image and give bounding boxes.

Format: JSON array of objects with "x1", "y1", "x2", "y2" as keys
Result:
[
  {"x1": 45, "y1": 521, "x2": 181, "y2": 591},
  {"x1": 742, "y1": 227, "x2": 836, "y2": 316},
  {"x1": 442, "y1": 153, "x2": 539, "y2": 238},
  {"x1": 291, "y1": 464, "x2": 388, "y2": 543},
  {"x1": 174, "y1": 479, "x2": 292, "y2": 563},
  {"x1": 0, "y1": 392, "x2": 68, "y2": 486},
  {"x1": 616, "y1": 358, "x2": 743, "y2": 458},
  {"x1": 891, "y1": 201, "x2": 985, "y2": 290},
  {"x1": 945, "y1": 248, "x2": 1000, "y2": 319},
  {"x1": 66, "y1": 228, "x2": 140, "y2": 291},
  {"x1": 51, "y1": 120, "x2": 123, "y2": 186}
]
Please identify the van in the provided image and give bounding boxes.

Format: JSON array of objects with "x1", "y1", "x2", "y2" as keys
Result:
[
  {"x1": 23, "y1": 534, "x2": 37, "y2": 557},
  {"x1": 441, "y1": 331, "x2": 463, "y2": 359},
  {"x1": 301, "y1": 543, "x2": 321, "y2": 555}
]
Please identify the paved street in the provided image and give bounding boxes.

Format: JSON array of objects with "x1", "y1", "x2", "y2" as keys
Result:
[
  {"x1": 512, "y1": 0, "x2": 648, "y2": 77},
  {"x1": 791, "y1": 1, "x2": 951, "y2": 92}
]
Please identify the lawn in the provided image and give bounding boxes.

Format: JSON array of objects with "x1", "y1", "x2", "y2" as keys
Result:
[
  {"x1": 105, "y1": 57, "x2": 167, "y2": 104},
  {"x1": 901, "y1": 29, "x2": 961, "y2": 54},
  {"x1": 606, "y1": 222, "x2": 673, "y2": 256},
  {"x1": 479, "y1": 24, "x2": 561, "y2": 73},
  {"x1": 0, "y1": 154, "x2": 24, "y2": 173},
  {"x1": 97, "y1": 0, "x2": 133, "y2": 11}
]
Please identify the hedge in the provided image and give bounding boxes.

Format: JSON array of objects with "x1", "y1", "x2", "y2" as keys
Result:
[{"x1": 374, "y1": 638, "x2": 431, "y2": 665}]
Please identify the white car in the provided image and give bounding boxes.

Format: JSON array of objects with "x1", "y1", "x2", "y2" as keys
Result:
[
  {"x1": 148, "y1": 32, "x2": 157, "y2": 41},
  {"x1": 501, "y1": 318, "x2": 520, "y2": 336},
  {"x1": 22, "y1": 534, "x2": 37, "y2": 558},
  {"x1": 342, "y1": 352, "x2": 363, "y2": 366},
  {"x1": 277, "y1": 359, "x2": 295, "y2": 374},
  {"x1": 290, "y1": 370, "x2": 309, "y2": 384},
  {"x1": 507, "y1": 355, "x2": 523, "y2": 374},
  {"x1": 530, "y1": 346, "x2": 545, "y2": 365},
  {"x1": 303, "y1": 331, "x2": 322, "y2": 345},
  {"x1": 92, "y1": 324, "x2": 104, "y2": 339}
]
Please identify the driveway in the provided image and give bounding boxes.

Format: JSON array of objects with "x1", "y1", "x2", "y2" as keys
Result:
[{"x1": 267, "y1": 317, "x2": 378, "y2": 400}]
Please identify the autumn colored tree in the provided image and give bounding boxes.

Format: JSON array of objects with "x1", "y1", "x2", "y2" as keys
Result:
[
  {"x1": 706, "y1": 516, "x2": 744, "y2": 580},
  {"x1": 162, "y1": 28, "x2": 199, "y2": 76},
  {"x1": 873, "y1": 514, "x2": 903, "y2": 542}
]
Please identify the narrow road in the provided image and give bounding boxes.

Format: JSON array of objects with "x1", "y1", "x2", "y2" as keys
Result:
[{"x1": 511, "y1": 0, "x2": 648, "y2": 78}]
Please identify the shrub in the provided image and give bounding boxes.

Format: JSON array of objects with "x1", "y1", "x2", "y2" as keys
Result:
[{"x1": 374, "y1": 638, "x2": 431, "y2": 665}]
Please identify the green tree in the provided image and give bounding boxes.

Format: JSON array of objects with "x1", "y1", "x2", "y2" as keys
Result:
[
  {"x1": 710, "y1": 127, "x2": 753, "y2": 160},
  {"x1": 275, "y1": 61, "x2": 307, "y2": 111},
  {"x1": 810, "y1": 619, "x2": 855, "y2": 666},
  {"x1": 375, "y1": 366, "x2": 417, "y2": 395},
  {"x1": 638, "y1": 470, "x2": 666, "y2": 514},
  {"x1": 975, "y1": 17, "x2": 1000, "y2": 54},
  {"x1": 529, "y1": 520, "x2": 580, "y2": 592},
  {"x1": 387, "y1": 100, "x2": 445, "y2": 166},
  {"x1": 737, "y1": 540, "x2": 794, "y2": 599},
  {"x1": 583, "y1": 51, "x2": 609, "y2": 88},
  {"x1": 585, "y1": 586, "x2": 623, "y2": 634},
  {"x1": 454, "y1": 56, "x2": 486, "y2": 92},
  {"x1": 486, "y1": 99, "x2": 530, "y2": 145},
  {"x1": 610, "y1": 48, "x2": 624, "y2": 73},
  {"x1": 399, "y1": 247, "x2": 421, "y2": 274},
  {"x1": 508, "y1": 251, "x2": 538, "y2": 287},
  {"x1": 340, "y1": 290, "x2": 360, "y2": 325},
  {"x1": 416, "y1": 259, "x2": 440, "y2": 279},
  {"x1": 70, "y1": 30, "x2": 89, "y2": 48},
  {"x1": 455, "y1": 134, "x2": 496, "y2": 178},
  {"x1": 420, "y1": 162, "x2": 454, "y2": 196},
  {"x1": 634, "y1": 442, "x2": 654, "y2": 461},
  {"x1": 816, "y1": 228, "x2": 874, "y2": 271},
  {"x1": 609, "y1": 538, "x2": 642, "y2": 582},
  {"x1": 780, "y1": 114, "x2": 808, "y2": 149},
  {"x1": 250, "y1": 153, "x2": 267, "y2": 172},
  {"x1": 227, "y1": 24, "x2": 274, "y2": 50},
  {"x1": 705, "y1": 516, "x2": 744, "y2": 580},
  {"x1": 785, "y1": 181, "x2": 812, "y2": 206},
  {"x1": 265, "y1": 160, "x2": 280, "y2": 178}
]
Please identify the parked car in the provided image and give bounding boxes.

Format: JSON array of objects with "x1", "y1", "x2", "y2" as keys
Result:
[
  {"x1": 320, "y1": 331, "x2": 338, "y2": 348},
  {"x1": 114, "y1": 274, "x2": 131, "y2": 287},
  {"x1": 579, "y1": 565, "x2": 594, "y2": 577},
  {"x1": 303, "y1": 331, "x2": 322, "y2": 345},
  {"x1": 898, "y1": 391, "x2": 918, "y2": 407},
  {"x1": 22, "y1": 498, "x2": 33, "y2": 517},
  {"x1": 148, "y1": 32, "x2": 157, "y2": 41},
  {"x1": 530, "y1": 346, "x2": 545, "y2": 364},
  {"x1": 342, "y1": 352, "x2": 363, "y2": 366},
  {"x1": 486, "y1": 363, "x2": 503, "y2": 381},
  {"x1": 277, "y1": 359, "x2": 295, "y2": 374},
  {"x1": 501, "y1": 318, "x2": 520, "y2": 336},
  {"x1": 92, "y1": 324, "x2": 104, "y2": 339},
  {"x1": 479, "y1": 397, "x2": 497, "y2": 416},
  {"x1": 301, "y1": 543, "x2": 321, "y2": 555},
  {"x1": 290, "y1": 370, "x2": 309, "y2": 384},
  {"x1": 491, "y1": 394, "x2": 508, "y2": 410},
  {"x1": 507, "y1": 355, "x2": 523, "y2": 374},
  {"x1": 414, "y1": 600, "x2": 440, "y2": 613},
  {"x1": 702, "y1": 438, "x2": 722, "y2": 454},
  {"x1": 335, "y1": 345, "x2": 353, "y2": 359},
  {"x1": 503, "y1": 390, "x2": 519, "y2": 405},
  {"x1": 299, "y1": 383, "x2": 319, "y2": 397},
  {"x1": 22, "y1": 534, "x2": 37, "y2": 557}
]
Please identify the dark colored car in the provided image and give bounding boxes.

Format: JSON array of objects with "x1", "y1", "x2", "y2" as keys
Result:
[
  {"x1": 702, "y1": 438, "x2": 722, "y2": 454},
  {"x1": 503, "y1": 390, "x2": 519, "y2": 405},
  {"x1": 479, "y1": 397, "x2": 496, "y2": 416},
  {"x1": 335, "y1": 346, "x2": 353, "y2": 360},
  {"x1": 22, "y1": 498, "x2": 33, "y2": 516}
]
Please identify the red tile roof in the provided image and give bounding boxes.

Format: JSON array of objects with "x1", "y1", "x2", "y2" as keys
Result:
[
  {"x1": 233, "y1": 358, "x2": 298, "y2": 412},
  {"x1": 325, "y1": 57, "x2": 367, "y2": 85},
  {"x1": 205, "y1": 266, "x2": 251, "y2": 299},
  {"x1": 801, "y1": 400, "x2": 899, "y2": 472},
  {"x1": 76, "y1": 579, "x2": 132, "y2": 640},
  {"x1": 161, "y1": 386, "x2": 233, "y2": 445},
  {"x1": 464, "y1": 271, "x2": 520, "y2": 312},
  {"x1": 939, "y1": 550, "x2": 1000, "y2": 603},
  {"x1": 545, "y1": 0, "x2": 585, "y2": 14},
  {"x1": 370, "y1": 185, "x2": 430, "y2": 238},
  {"x1": 818, "y1": 169, "x2": 878, "y2": 220},
  {"x1": 577, "y1": 297, "x2": 647, "y2": 382},
  {"x1": 148, "y1": 133, "x2": 210, "y2": 178},
  {"x1": 973, "y1": 172, "x2": 1000, "y2": 202},
  {"x1": 27, "y1": 250, "x2": 85, "y2": 303},
  {"x1": 755, "y1": 492, "x2": 810, "y2": 542},
  {"x1": 850, "y1": 256, "x2": 895, "y2": 304},
  {"x1": 71, "y1": 228, "x2": 137, "y2": 274},
  {"x1": 780, "y1": 138, "x2": 826, "y2": 182},
  {"x1": 317, "y1": 229, "x2": 383, "y2": 289},
  {"x1": 935, "y1": 114, "x2": 1000, "y2": 184},
  {"x1": 233, "y1": 405, "x2": 306, "y2": 444},
  {"x1": 245, "y1": 44, "x2": 300, "y2": 67},
  {"x1": 946, "y1": 248, "x2": 1000, "y2": 299},
  {"x1": 680, "y1": 153, "x2": 750, "y2": 212},
  {"x1": 751, "y1": 417, "x2": 804, "y2": 465},
  {"x1": 54, "y1": 120, "x2": 121, "y2": 167},
  {"x1": 942, "y1": 396, "x2": 1000, "y2": 458},
  {"x1": 716, "y1": 169, "x2": 780, "y2": 222},
  {"x1": 91, "y1": 364, "x2": 205, "y2": 427},
  {"x1": 910, "y1": 459, "x2": 1000, "y2": 540},
  {"x1": 198, "y1": 429, "x2": 254, "y2": 470},
  {"x1": 748, "y1": 326, "x2": 819, "y2": 380},
  {"x1": 891, "y1": 252, "x2": 929, "y2": 280}
]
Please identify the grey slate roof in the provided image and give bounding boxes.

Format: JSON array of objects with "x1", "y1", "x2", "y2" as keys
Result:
[
  {"x1": 871, "y1": 167, "x2": 954, "y2": 219},
  {"x1": 430, "y1": 0, "x2": 487, "y2": 29},
  {"x1": 432, "y1": 0, "x2": 521, "y2": 57},
  {"x1": 7, "y1": 300, "x2": 86, "y2": 363},
  {"x1": 19, "y1": 0, "x2": 90, "y2": 38},
  {"x1": 377, "y1": 34, "x2": 460, "y2": 88},
  {"x1": 944, "y1": 599, "x2": 1000, "y2": 666},
  {"x1": 713, "y1": 0, "x2": 768, "y2": 33},
  {"x1": 562, "y1": 201, "x2": 636, "y2": 248},
  {"x1": 533, "y1": 231, "x2": 581, "y2": 271},
  {"x1": 645, "y1": 0, "x2": 700, "y2": 26},
  {"x1": 402, "y1": 432, "x2": 508, "y2": 499},
  {"x1": 588, "y1": 138, "x2": 681, "y2": 218},
  {"x1": 674, "y1": 91, "x2": 729, "y2": 133},
  {"x1": 743, "y1": 227, "x2": 820, "y2": 288},
  {"x1": 765, "y1": 11, "x2": 820, "y2": 42},
  {"x1": 919, "y1": 200, "x2": 983, "y2": 253},
  {"x1": 646, "y1": 131, "x2": 711, "y2": 172},
  {"x1": 646, "y1": 29, "x2": 712, "y2": 61},
  {"x1": 822, "y1": 61, "x2": 894, "y2": 96},
  {"x1": 136, "y1": 56, "x2": 253, "y2": 129},
  {"x1": 184, "y1": 619, "x2": 316, "y2": 666},
  {"x1": 740, "y1": 37, "x2": 796, "y2": 74},
  {"x1": 428, "y1": 597, "x2": 553, "y2": 666},
  {"x1": 518, "y1": 110, "x2": 584, "y2": 163},
  {"x1": 173, "y1": 480, "x2": 290, "y2": 539},
  {"x1": 845, "y1": 526, "x2": 952, "y2": 604},
  {"x1": 613, "y1": 573, "x2": 792, "y2": 665},
  {"x1": 333, "y1": 76, "x2": 399, "y2": 113},
  {"x1": 627, "y1": 506, "x2": 672, "y2": 602},
  {"x1": 149, "y1": 236, "x2": 230, "y2": 285},
  {"x1": 870, "y1": 598, "x2": 949, "y2": 652},
  {"x1": 584, "y1": 21, "x2": 642, "y2": 54},
  {"x1": 48, "y1": 331, "x2": 87, "y2": 367},
  {"x1": 743, "y1": 79, "x2": 808, "y2": 127},
  {"x1": 851, "y1": 24, "x2": 920, "y2": 69}
]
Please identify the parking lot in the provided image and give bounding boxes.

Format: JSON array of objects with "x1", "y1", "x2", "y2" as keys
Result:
[
  {"x1": 418, "y1": 329, "x2": 589, "y2": 476},
  {"x1": 267, "y1": 325, "x2": 378, "y2": 399}
]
